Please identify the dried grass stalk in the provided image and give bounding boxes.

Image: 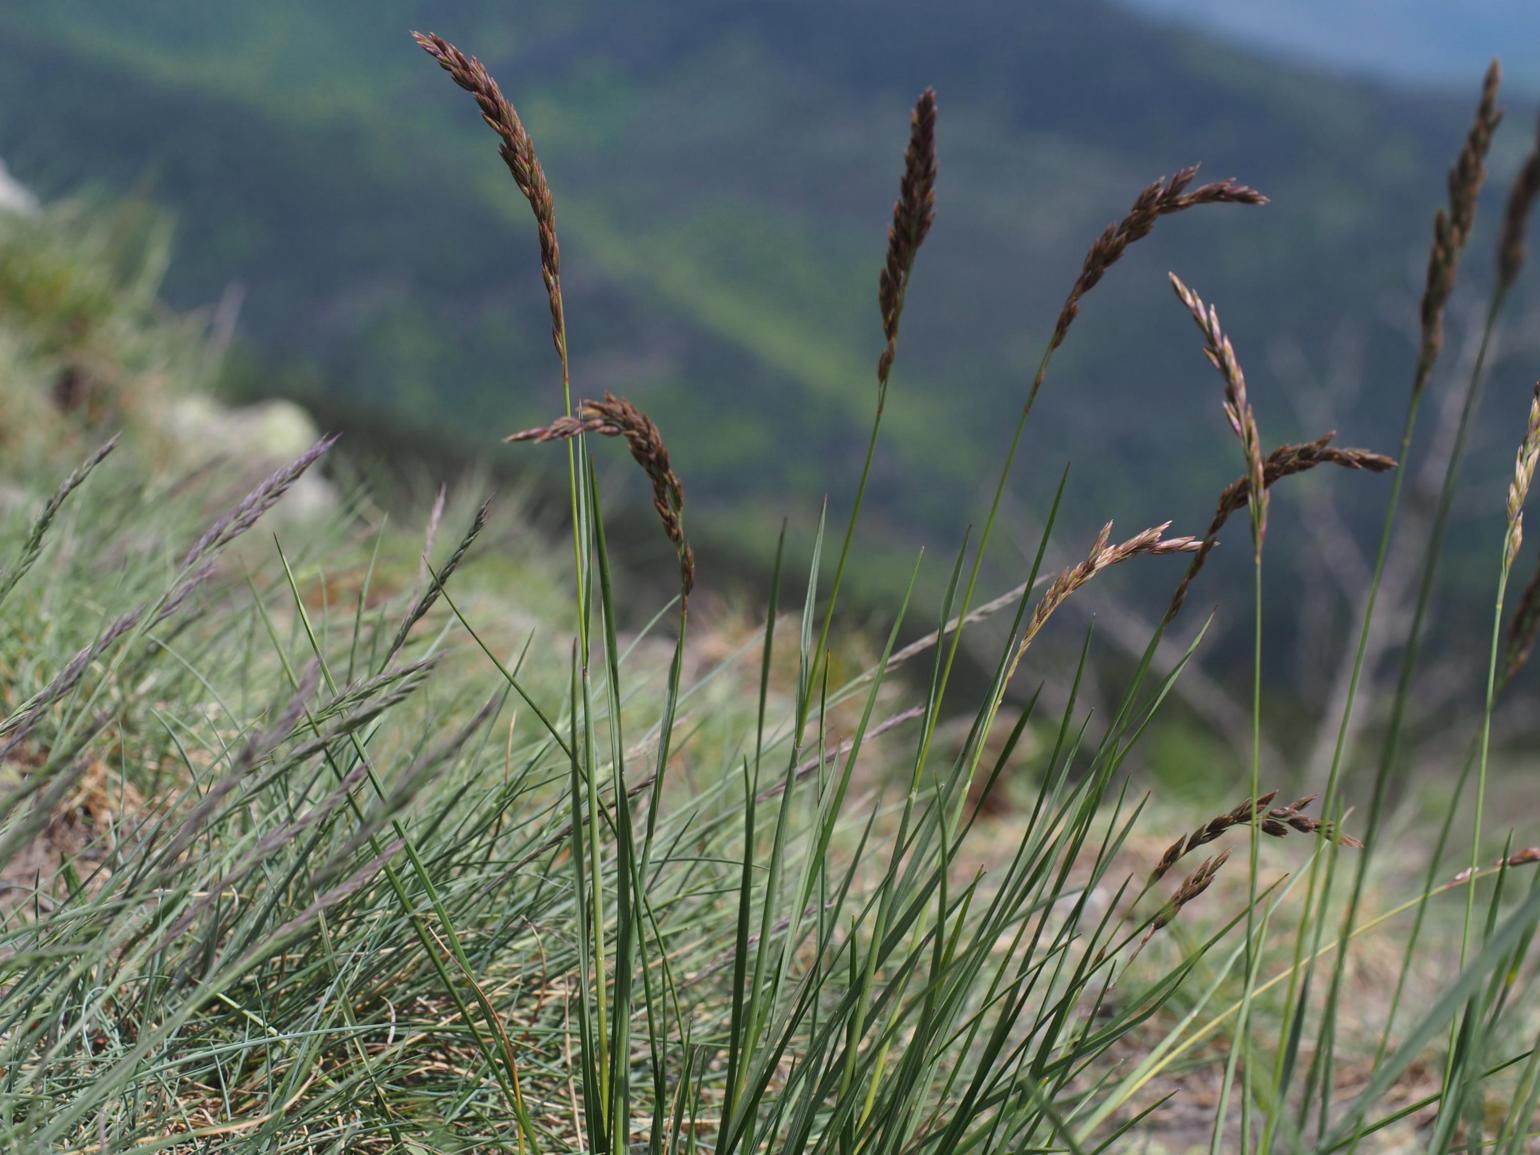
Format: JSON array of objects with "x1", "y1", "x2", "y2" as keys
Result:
[
  {"x1": 1164, "y1": 433, "x2": 1397, "y2": 624},
  {"x1": 999, "y1": 522, "x2": 1199, "y2": 695},
  {"x1": 508, "y1": 394, "x2": 695, "y2": 603},
  {"x1": 1169, "y1": 273, "x2": 1267, "y2": 560},
  {"x1": 1507, "y1": 383, "x2": 1540, "y2": 567},
  {"x1": 1048, "y1": 167, "x2": 1266, "y2": 357},
  {"x1": 414, "y1": 31, "x2": 565, "y2": 366},
  {"x1": 1415, "y1": 62, "x2": 1502, "y2": 395},
  {"x1": 878, "y1": 88, "x2": 937, "y2": 385},
  {"x1": 1151, "y1": 791, "x2": 1362, "y2": 884},
  {"x1": 1499, "y1": 114, "x2": 1540, "y2": 291}
]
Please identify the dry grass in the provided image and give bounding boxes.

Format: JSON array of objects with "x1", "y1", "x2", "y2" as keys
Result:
[{"x1": 13, "y1": 28, "x2": 1540, "y2": 1155}]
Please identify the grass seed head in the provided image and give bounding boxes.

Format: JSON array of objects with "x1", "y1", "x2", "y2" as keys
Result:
[
  {"x1": 414, "y1": 31, "x2": 565, "y2": 367},
  {"x1": 999, "y1": 522, "x2": 1199, "y2": 700},
  {"x1": 1415, "y1": 61, "x2": 1502, "y2": 393},
  {"x1": 1499, "y1": 113, "x2": 1540, "y2": 290},
  {"x1": 1506, "y1": 382, "x2": 1540, "y2": 568},
  {"x1": 1151, "y1": 850, "x2": 1230, "y2": 934},
  {"x1": 508, "y1": 394, "x2": 695, "y2": 604},
  {"x1": 1169, "y1": 273, "x2": 1268, "y2": 561},
  {"x1": 1151, "y1": 790, "x2": 1361, "y2": 884},
  {"x1": 1049, "y1": 167, "x2": 1266, "y2": 357},
  {"x1": 877, "y1": 88, "x2": 938, "y2": 385}
]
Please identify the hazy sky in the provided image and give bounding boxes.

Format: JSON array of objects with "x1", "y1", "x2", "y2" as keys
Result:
[{"x1": 1119, "y1": 0, "x2": 1539, "y2": 95}]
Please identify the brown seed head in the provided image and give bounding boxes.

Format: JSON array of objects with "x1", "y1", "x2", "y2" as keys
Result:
[
  {"x1": 508, "y1": 394, "x2": 695, "y2": 604},
  {"x1": 1000, "y1": 521, "x2": 1200, "y2": 699},
  {"x1": 1151, "y1": 790, "x2": 1361, "y2": 884},
  {"x1": 1499, "y1": 114, "x2": 1540, "y2": 290},
  {"x1": 1451, "y1": 62, "x2": 1504, "y2": 243},
  {"x1": 1151, "y1": 791, "x2": 1278, "y2": 883},
  {"x1": 1151, "y1": 850, "x2": 1230, "y2": 934},
  {"x1": 1169, "y1": 273, "x2": 1268, "y2": 560},
  {"x1": 877, "y1": 88, "x2": 938, "y2": 385},
  {"x1": 1454, "y1": 846, "x2": 1540, "y2": 883},
  {"x1": 1265, "y1": 794, "x2": 1363, "y2": 848},
  {"x1": 414, "y1": 31, "x2": 566, "y2": 367},
  {"x1": 1048, "y1": 167, "x2": 1265, "y2": 357},
  {"x1": 1415, "y1": 61, "x2": 1503, "y2": 395}
]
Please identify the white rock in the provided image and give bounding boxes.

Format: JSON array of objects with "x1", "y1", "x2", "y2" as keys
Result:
[
  {"x1": 164, "y1": 395, "x2": 336, "y2": 519},
  {"x1": 0, "y1": 159, "x2": 38, "y2": 216}
]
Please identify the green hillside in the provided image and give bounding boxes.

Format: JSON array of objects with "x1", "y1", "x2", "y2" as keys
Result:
[{"x1": 0, "y1": 1, "x2": 1529, "y2": 626}]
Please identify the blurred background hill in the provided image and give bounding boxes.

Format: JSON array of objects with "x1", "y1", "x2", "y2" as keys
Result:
[{"x1": 2, "y1": 0, "x2": 1538, "y2": 683}]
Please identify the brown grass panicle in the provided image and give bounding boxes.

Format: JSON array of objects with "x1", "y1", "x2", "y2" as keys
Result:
[
  {"x1": 1150, "y1": 791, "x2": 1362, "y2": 885},
  {"x1": 413, "y1": 31, "x2": 565, "y2": 369},
  {"x1": 1163, "y1": 433, "x2": 1398, "y2": 625},
  {"x1": 1147, "y1": 850, "x2": 1231, "y2": 942},
  {"x1": 998, "y1": 521, "x2": 1200, "y2": 697},
  {"x1": 1416, "y1": 61, "x2": 1503, "y2": 395},
  {"x1": 1150, "y1": 791, "x2": 1278, "y2": 883},
  {"x1": 1257, "y1": 793, "x2": 1363, "y2": 848},
  {"x1": 877, "y1": 88, "x2": 938, "y2": 387},
  {"x1": 1047, "y1": 167, "x2": 1266, "y2": 359},
  {"x1": 1499, "y1": 114, "x2": 1540, "y2": 291},
  {"x1": 508, "y1": 394, "x2": 695, "y2": 604},
  {"x1": 1168, "y1": 273, "x2": 1268, "y2": 560},
  {"x1": 1506, "y1": 382, "x2": 1540, "y2": 568}
]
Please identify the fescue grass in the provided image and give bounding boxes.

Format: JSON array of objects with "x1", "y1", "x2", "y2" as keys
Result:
[{"x1": 4, "y1": 34, "x2": 1540, "y2": 1155}]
